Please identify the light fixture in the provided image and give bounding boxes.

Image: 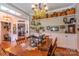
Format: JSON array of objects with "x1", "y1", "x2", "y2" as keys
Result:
[
  {"x1": 3, "y1": 16, "x2": 11, "y2": 20},
  {"x1": 32, "y1": 3, "x2": 48, "y2": 19},
  {"x1": 0, "y1": 5, "x2": 21, "y2": 16}
]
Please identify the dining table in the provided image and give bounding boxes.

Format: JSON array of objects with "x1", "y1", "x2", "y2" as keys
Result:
[{"x1": 5, "y1": 43, "x2": 48, "y2": 56}]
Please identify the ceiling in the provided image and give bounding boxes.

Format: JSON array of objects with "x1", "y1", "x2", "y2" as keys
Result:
[{"x1": 0, "y1": 3, "x2": 76, "y2": 19}]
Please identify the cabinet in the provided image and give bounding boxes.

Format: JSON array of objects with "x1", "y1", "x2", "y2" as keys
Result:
[
  {"x1": 51, "y1": 33, "x2": 77, "y2": 50},
  {"x1": 63, "y1": 34, "x2": 77, "y2": 49}
]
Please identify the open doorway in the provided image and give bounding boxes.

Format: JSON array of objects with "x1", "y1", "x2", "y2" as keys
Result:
[{"x1": 1, "y1": 22, "x2": 11, "y2": 41}]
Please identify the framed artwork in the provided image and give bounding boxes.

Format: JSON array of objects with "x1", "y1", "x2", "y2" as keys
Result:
[
  {"x1": 77, "y1": 28, "x2": 79, "y2": 31},
  {"x1": 31, "y1": 21, "x2": 35, "y2": 25},
  {"x1": 18, "y1": 24, "x2": 25, "y2": 36},
  {"x1": 13, "y1": 24, "x2": 16, "y2": 34},
  {"x1": 67, "y1": 24, "x2": 75, "y2": 33},
  {"x1": 63, "y1": 17, "x2": 70, "y2": 24},
  {"x1": 60, "y1": 25, "x2": 65, "y2": 29},
  {"x1": 47, "y1": 26, "x2": 59, "y2": 31},
  {"x1": 70, "y1": 17, "x2": 76, "y2": 23},
  {"x1": 63, "y1": 16, "x2": 76, "y2": 24},
  {"x1": 77, "y1": 25, "x2": 79, "y2": 31},
  {"x1": 51, "y1": 26, "x2": 59, "y2": 31},
  {"x1": 47, "y1": 26, "x2": 50, "y2": 30}
]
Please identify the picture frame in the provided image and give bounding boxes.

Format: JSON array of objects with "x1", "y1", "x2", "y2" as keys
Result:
[
  {"x1": 67, "y1": 24, "x2": 75, "y2": 33},
  {"x1": 60, "y1": 25, "x2": 65, "y2": 29},
  {"x1": 51, "y1": 26, "x2": 59, "y2": 31},
  {"x1": 47, "y1": 26, "x2": 59, "y2": 31},
  {"x1": 13, "y1": 24, "x2": 16, "y2": 34}
]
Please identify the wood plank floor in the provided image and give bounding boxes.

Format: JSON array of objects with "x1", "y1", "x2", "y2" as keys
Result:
[
  {"x1": 1, "y1": 41, "x2": 11, "y2": 49},
  {"x1": 55, "y1": 47, "x2": 79, "y2": 56},
  {"x1": 1, "y1": 41, "x2": 79, "y2": 56}
]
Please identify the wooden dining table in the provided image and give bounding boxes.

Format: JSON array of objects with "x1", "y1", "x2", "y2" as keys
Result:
[{"x1": 5, "y1": 44, "x2": 48, "y2": 56}]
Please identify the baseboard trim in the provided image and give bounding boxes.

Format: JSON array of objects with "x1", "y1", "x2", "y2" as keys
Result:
[{"x1": 57, "y1": 46, "x2": 77, "y2": 51}]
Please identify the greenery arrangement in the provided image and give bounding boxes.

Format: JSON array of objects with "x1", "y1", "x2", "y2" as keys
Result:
[{"x1": 30, "y1": 20, "x2": 45, "y2": 32}]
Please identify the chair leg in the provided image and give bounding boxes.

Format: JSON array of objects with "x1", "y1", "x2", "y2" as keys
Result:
[{"x1": 52, "y1": 53, "x2": 55, "y2": 56}]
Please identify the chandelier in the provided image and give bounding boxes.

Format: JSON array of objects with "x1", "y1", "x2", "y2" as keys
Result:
[{"x1": 32, "y1": 3, "x2": 48, "y2": 20}]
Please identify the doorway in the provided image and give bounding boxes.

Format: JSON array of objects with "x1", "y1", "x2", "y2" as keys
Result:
[{"x1": 1, "y1": 22, "x2": 11, "y2": 41}]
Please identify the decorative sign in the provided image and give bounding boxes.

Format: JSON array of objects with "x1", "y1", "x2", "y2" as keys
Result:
[
  {"x1": 63, "y1": 17, "x2": 76, "y2": 24},
  {"x1": 47, "y1": 26, "x2": 59, "y2": 31}
]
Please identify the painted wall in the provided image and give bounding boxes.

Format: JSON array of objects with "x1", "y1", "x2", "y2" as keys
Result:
[
  {"x1": 0, "y1": 12, "x2": 29, "y2": 41},
  {"x1": 0, "y1": 22, "x2": 1, "y2": 44},
  {"x1": 75, "y1": 4, "x2": 79, "y2": 51},
  {"x1": 30, "y1": 5, "x2": 79, "y2": 50},
  {"x1": 30, "y1": 14, "x2": 75, "y2": 34}
]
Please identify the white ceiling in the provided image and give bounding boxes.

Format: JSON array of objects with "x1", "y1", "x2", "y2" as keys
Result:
[
  {"x1": 11, "y1": 3, "x2": 75, "y2": 15},
  {"x1": 0, "y1": 3, "x2": 76, "y2": 19}
]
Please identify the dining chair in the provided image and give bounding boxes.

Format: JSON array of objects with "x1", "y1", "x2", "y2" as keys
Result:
[
  {"x1": 47, "y1": 37, "x2": 57, "y2": 56},
  {"x1": 17, "y1": 41, "x2": 20, "y2": 45},
  {"x1": 0, "y1": 47, "x2": 9, "y2": 56},
  {"x1": 38, "y1": 36, "x2": 52, "y2": 51},
  {"x1": 17, "y1": 39, "x2": 27, "y2": 47}
]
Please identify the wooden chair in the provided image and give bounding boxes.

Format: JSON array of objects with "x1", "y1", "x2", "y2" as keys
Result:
[
  {"x1": 0, "y1": 47, "x2": 9, "y2": 56},
  {"x1": 17, "y1": 38, "x2": 27, "y2": 46},
  {"x1": 38, "y1": 37, "x2": 52, "y2": 51},
  {"x1": 47, "y1": 38, "x2": 57, "y2": 56},
  {"x1": 17, "y1": 41, "x2": 20, "y2": 45}
]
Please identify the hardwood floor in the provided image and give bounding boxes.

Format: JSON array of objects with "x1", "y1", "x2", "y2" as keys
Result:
[
  {"x1": 55, "y1": 47, "x2": 79, "y2": 56},
  {"x1": 1, "y1": 41, "x2": 79, "y2": 56},
  {"x1": 1, "y1": 41, "x2": 11, "y2": 49}
]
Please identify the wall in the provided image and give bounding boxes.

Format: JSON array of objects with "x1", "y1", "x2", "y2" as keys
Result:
[
  {"x1": 40, "y1": 16, "x2": 77, "y2": 49},
  {"x1": 0, "y1": 12, "x2": 29, "y2": 41},
  {"x1": 30, "y1": 14, "x2": 75, "y2": 34},
  {"x1": 30, "y1": 5, "x2": 79, "y2": 50},
  {"x1": 75, "y1": 4, "x2": 79, "y2": 51},
  {"x1": 75, "y1": 4, "x2": 79, "y2": 34},
  {"x1": 0, "y1": 22, "x2": 1, "y2": 44}
]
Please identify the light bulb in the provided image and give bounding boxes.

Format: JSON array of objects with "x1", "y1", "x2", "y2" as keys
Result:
[
  {"x1": 45, "y1": 6, "x2": 48, "y2": 10},
  {"x1": 32, "y1": 5, "x2": 35, "y2": 9}
]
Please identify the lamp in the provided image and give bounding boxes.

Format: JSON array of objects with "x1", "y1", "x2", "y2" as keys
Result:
[{"x1": 32, "y1": 3, "x2": 48, "y2": 20}]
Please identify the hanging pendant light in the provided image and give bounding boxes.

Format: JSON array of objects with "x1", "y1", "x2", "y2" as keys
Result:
[{"x1": 32, "y1": 3, "x2": 48, "y2": 20}]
